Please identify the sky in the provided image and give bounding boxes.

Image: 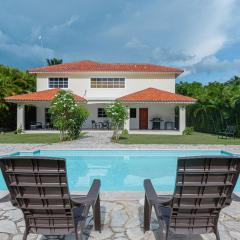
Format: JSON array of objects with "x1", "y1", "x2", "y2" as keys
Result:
[{"x1": 0, "y1": 0, "x2": 240, "y2": 84}]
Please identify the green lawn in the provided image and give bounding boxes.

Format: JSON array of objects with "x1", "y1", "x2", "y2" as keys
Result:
[
  {"x1": 117, "y1": 132, "x2": 240, "y2": 145},
  {"x1": 0, "y1": 132, "x2": 60, "y2": 143}
]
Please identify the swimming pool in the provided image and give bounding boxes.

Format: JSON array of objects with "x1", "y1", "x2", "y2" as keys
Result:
[{"x1": 1, "y1": 150, "x2": 239, "y2": 192}]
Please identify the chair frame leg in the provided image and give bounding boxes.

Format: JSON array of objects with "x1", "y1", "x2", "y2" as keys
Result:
[
  {"x1": 74, "y1": 226, "x2": 79, "y2": 240},
  {"x1": 215, "y1": 228, "x2": 220, "y2": 240},
  {"x1": 93, "y1": 194, "x2": 101, "y2": 232},
  {"x1": 22, "y1": 220, "x2": 29, "y2": 240},
  {"x1": 22, "y1": 228, "x2": 28, "y2": 240},
  {"x1": 144, "y1": 194, "x2": 152, "y2": 232}
]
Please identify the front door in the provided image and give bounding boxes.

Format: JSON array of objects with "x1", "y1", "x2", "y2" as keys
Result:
[{"x1": 139, "y1": 108, "x2": 148, "y2": 129}]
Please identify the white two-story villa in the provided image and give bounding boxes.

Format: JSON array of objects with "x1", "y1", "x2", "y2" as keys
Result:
[{"x1": 5, "y1": 60, "x2": 195, "y2": 134}]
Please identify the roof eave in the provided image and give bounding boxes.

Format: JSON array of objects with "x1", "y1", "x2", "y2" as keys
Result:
[
  {"x1": 5, "y1": 99, "x2": 86, "y2": 103},
  {"x1": 117, "y1": 100, "x2": 196, "y2": 104},
  {"x1": 28, "y1": 70, "x2": 183, "y2": 75}
]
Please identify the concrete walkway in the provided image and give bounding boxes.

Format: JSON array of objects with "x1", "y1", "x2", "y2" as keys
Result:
[{"x1": 2, "y1": 131, "x2": 240, "y2": 155}]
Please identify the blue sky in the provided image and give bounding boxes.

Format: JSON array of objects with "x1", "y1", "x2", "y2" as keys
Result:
[{"x1": 0, "y1": 0, "x2": 240, "y2": 83}]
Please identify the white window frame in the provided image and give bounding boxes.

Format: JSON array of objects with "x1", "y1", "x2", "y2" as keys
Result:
[
  {"x1": 91, "y1": 77, "x2": 125, "y2": 88},
  {"x1": 48, "y1": 78, "x2": 68, "y2": 89}
]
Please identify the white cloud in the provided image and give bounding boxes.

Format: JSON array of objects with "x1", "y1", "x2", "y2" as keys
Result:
[
  {"x1": 125, "y1": 38, "x2": 149, "y2": 50},
  {"x1": 0, "y1": 29, "x2": 54, "y2": 64},
  {"x1": 184, "y1": 55, "x2": 240, "y2": 76},
  {"x1": 0, "y1": 0, "x2": 239, "y2": 81},
  {"x1": 0, "y1": 30, "x2": 10, "y2": 44},
  {"x1": 51, "y1": 15, "x2": 80, "y2": 32},
  {"x1": 105, "y1": 0, "x2": 239, "y2": 68}
]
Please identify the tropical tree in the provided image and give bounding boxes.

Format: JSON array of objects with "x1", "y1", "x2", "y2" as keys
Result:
[
  {"x1": 49, "y1": 90, "x2": 89, "y2": 141},
  {"x1": 46, "y1": 58, "x2": 63, "y2": 66},
  {"x1": 105, "y1": 101, "x2": 129, "y2": 140},
  {"x1": 0, "y1": 65, "x2": 36, "y2": 129},
  {"x1": 176, "y1": 76, "x2": 240, "y2": 136}
]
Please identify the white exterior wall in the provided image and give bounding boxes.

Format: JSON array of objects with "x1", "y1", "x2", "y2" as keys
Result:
[
  {"x1": 127, "y1": 103, "x2": 176, "y2": 130},
  {"x1": 17, "y1": 104, "x2": 25, "y2": 129},
  {"x1": 34, "y1": 102, "x2": 50, "y2": 126},
  {"x1": 80, "y1": 103, "x2": 176, "y2": 130},
  {"x1": 82, "y1": 103, "x2": 110, "y2": 129},
  {"x1": 179, "y1": 106, "x2": 186, "y2": 133},
  {"x1": 36, "y1": 72, "x2": 176, "y2": 100}
]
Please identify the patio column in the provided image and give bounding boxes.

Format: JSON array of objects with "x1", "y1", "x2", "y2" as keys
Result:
[
  {"x1": 17, "y1": 104, "x2": 25, "y2": 130},
  {"x1": 36, "y1": 107, "x2": 45, "y2": 126},
  {"x1": 124, "y1": 107, "x2": 130, "y2": 131},
  {"x1": 179, "y1": 106, "x2": 186, "y2": 133}
]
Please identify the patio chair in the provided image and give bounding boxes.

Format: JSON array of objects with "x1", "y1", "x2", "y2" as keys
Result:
[
  {"x1": 218, "y1": 125, "x2": 237, "y2": 139},
  {"x1": 91, "y1": 120, "x2": 100, "y2": 129},
  {"x1": 0, "y1": 156, "x2": 101, "y2": 240},
  {"x1": 100, "y1": 120, "x2": 111, "y2": 130},
  {"x1": 30, "y1": 121, "x2": 43, "y2": 130},
  {"x1": 144, "y1": 156, "x2": 240, "y2": 240}
]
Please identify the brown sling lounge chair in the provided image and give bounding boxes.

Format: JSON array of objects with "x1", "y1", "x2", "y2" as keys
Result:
[
  {"x1": 144, "y1": 156, "x2": 240, "y2": 240},
  {"x1": 0, "y1": 156, "x2": 101, "y2": 240}
]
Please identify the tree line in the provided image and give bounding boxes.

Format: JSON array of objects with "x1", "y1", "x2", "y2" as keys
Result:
[{"x1": 176, "y1": 76, "x2": 240, "y2": 136}]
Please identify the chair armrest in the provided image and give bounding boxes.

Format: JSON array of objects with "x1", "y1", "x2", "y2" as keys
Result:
[
  {"x1": 71, "y1": 179, "x2": 101, "y2": 206},
  {"x1": 144, "y1": 179, "x2": 172, "y2": 206},
  {"x1": 144, "y1": 179, "x2": 160, "y2": 205}
]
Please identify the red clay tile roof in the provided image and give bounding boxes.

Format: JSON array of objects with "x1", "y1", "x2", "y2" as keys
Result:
[
  {"x1": 29, "y1": 60, "x2": 183, "y2": 75},
  {"x1": 5, "y1": 89, "x2": 86, "y2": 102},
  {"x1": 117, "y1": 88, "x2": 196, "y2": 103}
]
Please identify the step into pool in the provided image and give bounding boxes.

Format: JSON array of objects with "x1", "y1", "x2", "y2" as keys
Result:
[{"x1": 1, "y1": 150, "x2": 239, "y2": 192}]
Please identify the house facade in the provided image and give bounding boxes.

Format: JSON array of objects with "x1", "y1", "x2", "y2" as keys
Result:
[{"x1": 5, "y1": 60, "x2": 196, "y2": 134}]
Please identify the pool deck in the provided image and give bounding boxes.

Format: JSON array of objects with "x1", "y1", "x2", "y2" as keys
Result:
[
  {"x1": 1, "y1": 131, "x2": 240, "y2": 239},
  {"x1": 0, "y1": 191, "x2": 239, "y2": 240}
]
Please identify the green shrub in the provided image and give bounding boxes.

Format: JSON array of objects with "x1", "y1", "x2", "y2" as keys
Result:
[
  {"x1": 122, "y1": 129, "x2": 129, "y2": 136},
  {"x1": 14, "y1": 126, "x2": 24, "y2": 134},
  {"x1": 183, "y1": 127, "x2": 194, "y2": 135},
  {"x1": 105, "y1": 102, "x2": 129, "y2": 140},
  {"x1": 49, "y1": 90, "x2": 89, "y2": 141}
]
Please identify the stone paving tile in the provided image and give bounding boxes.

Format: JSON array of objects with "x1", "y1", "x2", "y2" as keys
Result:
[{"x1": 0, "y1": 199, "x2": 239, "y2": 240}]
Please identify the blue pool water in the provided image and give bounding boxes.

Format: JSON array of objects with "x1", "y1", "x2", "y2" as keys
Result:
[{"x1": 0, "y1": 150, "x2": 239, "y2": 192}]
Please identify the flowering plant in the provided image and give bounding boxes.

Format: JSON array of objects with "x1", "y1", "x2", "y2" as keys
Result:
[
  {"x1": 105, "y1": 101, "x2": 128, "y2": 140},
  {"x1": 49, "y1": 90, "x2": 89, "y2": 141}
]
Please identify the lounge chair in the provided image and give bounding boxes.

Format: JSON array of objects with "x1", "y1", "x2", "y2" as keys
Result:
[
  {"x1": 144, "y1": 156, "x2": 240, "y2": 240},
  {"x1": 0, "y1": 156, "x2": 101, "y2": 240},
  {"x1": 218, "y1": 125, "x2": 237, "y2": 139}
]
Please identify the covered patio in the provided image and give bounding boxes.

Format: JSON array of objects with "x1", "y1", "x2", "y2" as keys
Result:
[
  {"x1": 5, "y1": 89, "x2": 86, "y2": 130},
  {"x1": 118, "y1": 88, "x2": 196, "y2": 135},
  {"x1": 5, "y1": 88, "x2": 196, "y2": 135}
]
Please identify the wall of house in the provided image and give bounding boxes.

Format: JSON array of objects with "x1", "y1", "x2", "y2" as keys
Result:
[
  {"x1": 80, "y1": 103, "x2": 176, "y2": 130},
  {"x1": 31, "y1": 102, "x2": 178, "y2": 130},
  {"x1": 36, "y1": 72, "x2": 176, "y2": 100},
  {"x1": 127, "y1": 103, "x2": 176, "y2": 130},
  {"x1": 34, "y1": 102, "x2": 50, "y2": 126},
  {"x1": 82, "y1": 103, "x2": 109, "y2": 129}
]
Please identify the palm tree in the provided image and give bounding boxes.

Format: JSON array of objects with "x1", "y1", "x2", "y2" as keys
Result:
[{"x1": 46, "y1": 58, "x2": 63, "y2": 66}]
